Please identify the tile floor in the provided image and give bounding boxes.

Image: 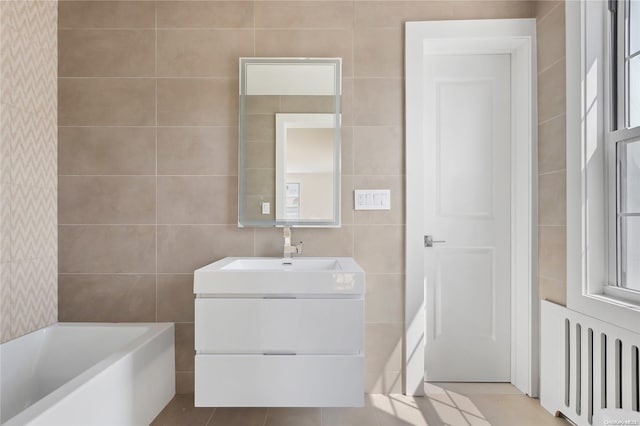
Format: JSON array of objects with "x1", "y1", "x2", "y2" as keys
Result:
[{"x1": 151, "y1": 383, "x2": 571, "y2": 426}]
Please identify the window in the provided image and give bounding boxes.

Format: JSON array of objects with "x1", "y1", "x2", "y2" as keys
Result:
[
  {"x1": 618, "y1": 142, "x2": 640, "y2": 290},
  {"x1": 625, "y1": 0, "x2": 640, "y2": 127},
  {"x1": 566, "y1": 0, "x2": 640, "y2": 330},
  {"x1": 608, "y1": 0, "x2": 640, "y2": 293}
]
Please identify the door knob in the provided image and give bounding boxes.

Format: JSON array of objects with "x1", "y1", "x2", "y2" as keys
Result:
[{"x1": 424, "y1": 235, "x2": 446, "y2": 248}]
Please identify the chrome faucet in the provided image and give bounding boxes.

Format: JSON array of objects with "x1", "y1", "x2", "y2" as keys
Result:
[{"x1": 282, "y1": 226, "x2": 303, "y2": 261}]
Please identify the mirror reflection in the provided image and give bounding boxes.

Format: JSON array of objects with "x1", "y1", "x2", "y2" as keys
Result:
[
  {"x1": 238, "y1": 58, "x2": 342, "y2": 227},
  {"x1": 276, "y1": 113, "x2": 337, "y2": 222}
]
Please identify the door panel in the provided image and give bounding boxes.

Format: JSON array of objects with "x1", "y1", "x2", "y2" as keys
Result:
[
  {"x1": 437, "y1": 81, "x2": 494, "y2": 218},
  {"x1": 434, "y1": 248, "x2": 495, "y2": 340},
  {"x1": 424, "y1": 54, "x2": 511, "y2": 382}
]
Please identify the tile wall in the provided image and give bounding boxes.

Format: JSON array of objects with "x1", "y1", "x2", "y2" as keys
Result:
[
  {"x1": 57, "y1": 0, "x2": 535, "y2": 393},
  {"x1": 0, "y1": 0, "x2": 58, "y2": 343},
  {"x1": 535, "y1": 0, "x2": 567, "y2": 305}
]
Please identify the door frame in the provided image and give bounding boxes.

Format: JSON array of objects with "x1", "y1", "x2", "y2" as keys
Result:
[{"x1": 405, "y1": 19, "x2": 538, "y2": 397}]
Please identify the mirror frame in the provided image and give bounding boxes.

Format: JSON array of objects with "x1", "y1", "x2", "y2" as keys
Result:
[{"x1": 238, "y1": 57, "x2": 342, "y2": 228}]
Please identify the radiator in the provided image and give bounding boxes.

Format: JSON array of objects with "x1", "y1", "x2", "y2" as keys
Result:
[{"x1": 541, "y1": 300, "x2": 640, "y2": 425}]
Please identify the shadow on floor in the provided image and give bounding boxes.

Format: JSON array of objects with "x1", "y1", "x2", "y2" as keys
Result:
[{"x1": 151, "y1": 382, "x2": 571, "y2": 426}]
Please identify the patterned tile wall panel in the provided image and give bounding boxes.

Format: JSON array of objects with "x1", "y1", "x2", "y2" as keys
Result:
[
  {"x1": 0, "y1": 2, "x2": 12, "y2": 112},
  {"x1": 0, "y1": 0, "x2": 58, "y2": 344},
  {"x1": 0, "y1": 183, "x2": 9, "y2": 263},
  {"x1": 0, "y1": 3, "x2": 8, "y2": 342},
  {"x1": 0, "y1": 261, "x2": 9, "y2": 340},
  {"x1": 11, "y1": 184, "x2": 57, "y2": 261},
  {"x1": 9, "y1": 256, "x2": 57, "y2": 339},
  {"x1": 11, "y1": 104, "x2": 57, "y2": 188}
]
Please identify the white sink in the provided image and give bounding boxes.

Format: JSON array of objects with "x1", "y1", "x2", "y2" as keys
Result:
[{"x1": 194, "y1": 257, "x2": 364, "y2": 296}]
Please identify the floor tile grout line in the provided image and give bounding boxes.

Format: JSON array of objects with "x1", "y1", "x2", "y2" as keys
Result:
[{"x1": 204, "y1": 407, "x2": 216, "y2": 426}]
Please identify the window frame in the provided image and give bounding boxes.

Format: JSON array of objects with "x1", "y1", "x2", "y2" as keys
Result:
[
  {"x1": 566, "y1": 0, "x2": 640, "y2": 330},
  {"x1": 606, "y1": 0, "x2": 640, "y2": 294}
]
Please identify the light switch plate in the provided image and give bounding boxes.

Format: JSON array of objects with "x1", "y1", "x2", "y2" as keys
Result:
[
  {"x1": 354, "y1": 189, "x2": 391, "y2": 210},
  {"x1": 261, "y1": 202, "x2": 270, "y2": 215}
]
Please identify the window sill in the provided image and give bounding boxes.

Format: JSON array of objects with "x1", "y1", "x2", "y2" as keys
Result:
[{"x1": 587, "y1": 287, "x2": 640, "y2": 312}]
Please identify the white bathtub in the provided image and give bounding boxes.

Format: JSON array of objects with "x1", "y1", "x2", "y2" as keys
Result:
[{"x1": 0, "y1": 323, "x2": 175, "y2": 426}]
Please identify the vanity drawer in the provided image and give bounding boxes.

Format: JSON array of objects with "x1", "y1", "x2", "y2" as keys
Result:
[
  {"x1": 194, "y1": 354, "x2": 363, "y2": 407},
  {"x1": 195, "y1": 298, "x2": 363, "y2": 353}
]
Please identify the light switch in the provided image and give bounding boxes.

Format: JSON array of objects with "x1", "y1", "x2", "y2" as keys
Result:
[
  {"x1": 354, "y1": 189, "x2": 390, "y2": 210},
  {"x1": 365, "y1": 193, "x2": 373, "y2": 206},
  {"x1": 261, "y1": 202, "x2": 270, "y2": 215}
]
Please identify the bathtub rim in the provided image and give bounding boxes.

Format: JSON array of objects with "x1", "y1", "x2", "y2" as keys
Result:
[{"x1": 0, "y1": 322, "x2": 174, "y2": 425}]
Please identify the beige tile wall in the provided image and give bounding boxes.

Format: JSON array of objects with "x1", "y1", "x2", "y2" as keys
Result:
[
  {"x1": 57, "y1": 0, "x2": 534, "y2": 393},
  {"x1": 535, "y1": 0, "x2": 567, "y2": 305},
  {"x1": 0, "y1": 1, "x2": 58, "y2": 344}
]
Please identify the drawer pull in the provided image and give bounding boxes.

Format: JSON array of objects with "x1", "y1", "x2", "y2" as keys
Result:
[{"x1": 263, "y1": 352, "x2": 296, "y2": 356}]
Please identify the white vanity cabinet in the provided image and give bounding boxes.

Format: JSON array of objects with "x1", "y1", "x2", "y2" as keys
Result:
[{"x1": 193, "y1": 257, "x2": 365, "y2": 407}]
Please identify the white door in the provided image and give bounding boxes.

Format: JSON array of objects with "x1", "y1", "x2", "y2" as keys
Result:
[{"x1": 423, "y1": 54, "x2": 511, "y2": 382}]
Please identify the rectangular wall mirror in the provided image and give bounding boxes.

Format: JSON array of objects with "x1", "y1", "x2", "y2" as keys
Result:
[{"x1": 238, "y1": 58, "x2": 342, "y2": 227}]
